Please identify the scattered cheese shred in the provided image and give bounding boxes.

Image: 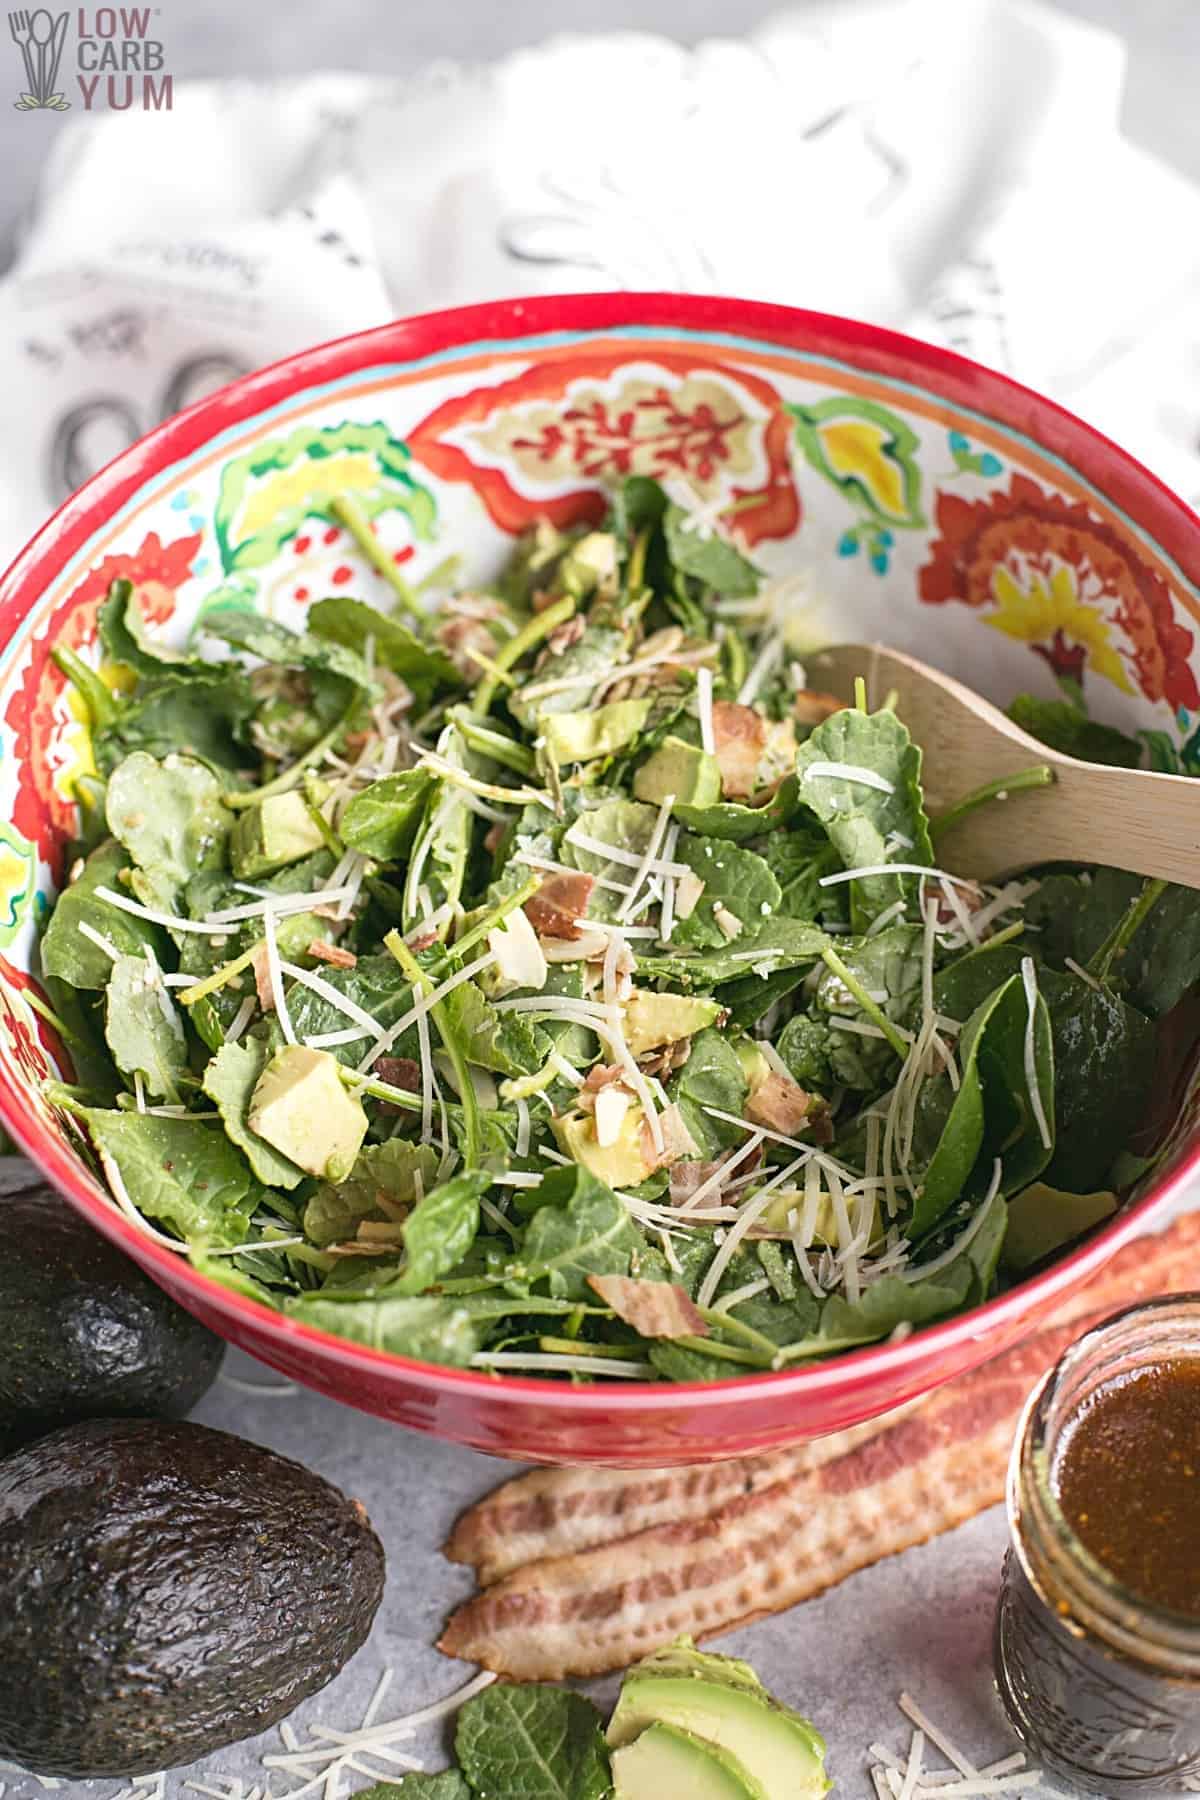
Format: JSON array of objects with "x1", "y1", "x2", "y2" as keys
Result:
[
  {"x1": 95, "y1": 885, "x2": 233, "y2": 937},
  {"x1": 262, "y1": 908, "x2": 296, "y2": 1046},
  {"x1": 802, "y1": 760, "x2": 895, "y2": 795},
  {"x1": 1020, "y1": 957, "x2": 1053, "y2": 1150},
  {"x1": 471, "y1": 1352, "x2": 649, "y2": 1377}
]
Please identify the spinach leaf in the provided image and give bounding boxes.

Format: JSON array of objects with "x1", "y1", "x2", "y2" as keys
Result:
[
  {"x1": 663, "y1": 503, "x2": 760, "y2": 599},
  {"x1": 517, "y1": 1165, "x2": 644, "y2": 1301},
  {"x1": 41, "y1": 839, "x2": 163, "y2": 989},
  {"x1": 403, "y1": 774, "x2": 472, "y2": 938},
  {"x1": 670, "y1": 834, "x2": 782, "y2": 950},
  {"x1": 764, "y1": 829, "x2": 845, "y2": 922},
  {"x1": 352, "y1": 1777, "x2": 472, "y2": 1799},
  {"x1": 341, "y1": 771, "x2": 434, "y2": 860},
  {"x1": 98, "y1": 579, "x2": 210, "y2": 680},
  {"x1": 794, "y1": 708, "x2": 933, "y2": 930},
  {"x1": 79, "y1": 1109, "x2": 257, "y2": 1246},
  {"x1": 508, "y1": 625, "x2": 628, "y2": 728},
  {"x1": 1040, "y1": 968, "x2": 1154, "y2": 1192},
  {"x1": 668, "y1": 1026, "x2": 749, "y2": 1156},
  {"x1": 285, "y1": 954, "x2": 413, "y2": 1066},
  {"x1": 204, "y1": 607, "x2": 373, "y2": 692},
  {"x1": 672, "y1": 776, "x2": 800, "y2": 842},
  {"x1": 94, "y1": 671, "x2": 256, "y2": 775},
  {"x1": 910, "y1": 973, "x2": 1053, "y2": 1235},
  {"x1": 1007, "y1": 694, "x2": 1142, "y2": 768},
  {"x1": 935, "y1": 942, "x2": 1154, "y2": 1192},
  {"x1": 307, "y1": 595, "x2": 460, "y2": 700},
  {"x1": 443, "y1": 979, "x2": 547, "y2": 1077},
  {"x1": 455, "y1": 1683, "x2": 611, "y2": 1800},
  {"x1": 561, "y1": 796, "x2": 658, "y2": 923},
  {"x1": 106, "y1": 752, "x2": 229, "y2": 907},
  {"x1": 1027, "y1": 869, "x2": 1200, "y2": 1020},
  {"x1": 639, "y1": 918, "x2": 829, "y2": 991},
  {"x1": 203, "y1": 1035, "x2": 306, "y2": 1189},
  {"x1": 103, "y1": 953, "x2": 188, "y2": 1101},
  {"x1": 304, "y1": 1140, "x2": 440, "y2": 1246},
  {"x1": 392, "y1": 1170, "x2": 489, "y2": 1295},
  {"x1": 286, "y1": 1292, "x2": 479, "y2": 1366},
  {"x1": 815, "y1": 1262, "x2": 973, "y2": 1350},
  {"x1": 783, "y1": 924, "x2": 923, "y2": 1092}
]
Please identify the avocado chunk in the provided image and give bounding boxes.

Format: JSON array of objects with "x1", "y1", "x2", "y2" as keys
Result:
[
  {"x1": 249, "y1": 1044, "x2": 368, "y2": 1181},
  {"x1": 543, "y1": 699, "x2": 653, "y2": 766},
  {"x1": 553, "y1": 1105, "x2": 658, "y2": 1188},
  {"x1": 0, "y1": 1176, "x2": 223, "y2": 1453},
  {"x1": 613, "y1": 1721, "x2": 766, "y2": 1799},
  {"x1": 557, "y1": 529, "x2": 619, "y2": 598},
  {"x1": 635, "y1": 735, "x2": 723, "y2": 808},
  {"x1": 608, "y1": 1639, "x2": 829, "y2": 1800},
  {"x1": 735, "y1": 1038, "x2": 771, "y2": 1095},
  {"x1": 230, "y1": 789, "x2": 326, "y2": 879},
  {"x1": 1002, "y1": 1181, "x2": 1117, "y2": 1271},
  {"x1": 624, "y1": 989, "x2": 723, "y2": 1058},
  {"x1": 0, "y1": 1418, "x2": 384, "y2": 1777}
]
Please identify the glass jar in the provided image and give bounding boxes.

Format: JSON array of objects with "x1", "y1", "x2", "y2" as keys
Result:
[{"x1": 995, "y1": 1295, "x2": 1200, "y2": 1797}]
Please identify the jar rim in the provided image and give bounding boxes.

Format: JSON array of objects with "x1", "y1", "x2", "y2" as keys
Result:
[{"x1": 1010, "y1": 1293, "x2": 1200, "y2": 1671}]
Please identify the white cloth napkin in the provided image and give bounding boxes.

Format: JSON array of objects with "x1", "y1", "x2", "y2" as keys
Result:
[{"x1": 4, "y1": 0, "x2": 1200, "y2": 566}]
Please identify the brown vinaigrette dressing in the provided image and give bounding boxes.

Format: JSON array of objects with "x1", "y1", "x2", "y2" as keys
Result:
[{"x1": 1054, "y1": 1360, "x2": 1200, "y2": 1617}]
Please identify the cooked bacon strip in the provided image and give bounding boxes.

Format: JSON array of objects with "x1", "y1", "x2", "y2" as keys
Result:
[
  {"x1": 793, "y1": 690, "x2": 845, "y2": 726},
  {"x1": 588, "y1": 1275, "x2": 709, "y2": 1341},
  {"x1": 440, "y1": 1212, "x2": 1200, "y2": 1674},
  {"x1": 444, "y1": 1413, "x2": 904, "y2": 1586},
  {"x1": 524, "y1": 872, "x2": 596, "y2": 942},
  {"x1": 249, "y1": 943, "x2": 274, "y2": 1012},
  {"x1": 746, "y1": 1072, "x2": 813, "y2": 1136},
  {"x1": 711, "y1": 700, "x2": 766, "y2": 799},
  {"x1": 307, "y1": 938, "x2": 357, "y2": 969}
]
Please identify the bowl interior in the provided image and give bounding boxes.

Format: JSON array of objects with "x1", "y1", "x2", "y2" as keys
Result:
[{"x1": 3, "y1": 293, "x2": 1200, "y2": 1412}]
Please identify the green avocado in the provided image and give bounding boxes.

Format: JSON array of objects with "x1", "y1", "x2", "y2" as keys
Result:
[
  {"x1": 557, "y1": 529, "x2": 619, "y2": 598},
  {"x1": 1002, "y1": 1181, "x2": 1117, "y2": 1271},
  {"x1": 552, "y1": 1105, "x2": 659, "y2": 1189},
  {"x1": 0, "y1": 1418, "x2": 385, "y2": 1776},
  {"x1": 624, "y1": 989, "x2": 723, "y2": 1058},
  {"x1": 249, "y1": 1044, "x2": 368, "y2": 1181},
  {"x1": 608, "y1": 1639, "x2": 830, "y2": 1800},
  {"x1": 0, "y1": 1174, "x2": 223, "y2": 1453},
  {"x1": 543, "y1": 698, "x2": 654, "y2": 766},
  {"x1": 230, "y1": 788, "x2": 327, "y2": 879},
  {"x1": 635, "y1": 735, "x2": 723, "y2": 807},
  {"x1": 613, "y1": 1721, "x2": 766, "y2": 1798}
]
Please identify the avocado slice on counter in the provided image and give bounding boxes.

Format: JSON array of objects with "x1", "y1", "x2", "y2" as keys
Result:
[
  {"x1": 613, "y1": 1720, "x2": 767, "y2": 1798},
  {"x1": 0, "y1": 1418, "x2": 385, "y2": 1777},
  {"x1": 608, "y1": 1638, "x2": 830, "y2": 1800},
  {"x1": 0, "y1": 1177, "x2": 223, "y2": 1453}
]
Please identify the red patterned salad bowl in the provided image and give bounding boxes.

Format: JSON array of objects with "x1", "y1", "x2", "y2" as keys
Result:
[{"x1": 1, "y1": 292, "x2": 1198, "y2": 1466}]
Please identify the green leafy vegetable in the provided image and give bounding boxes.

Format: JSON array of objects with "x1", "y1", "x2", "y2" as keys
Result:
[
  {"x1": 304, "y1": 1140, "x2": 440, "y2": 1246},
  {"x1": 41, "y1": 839, "x2": 163, "y2": 989},
  {"x1": 342, "y1": 771, "x2": 434, "y2": 860},
  {"x1": 794, "y1": 707, "x2": 933, "y2": 930},
  {"x1": 103, "y1": 953, "x2": 188, "y2": 1101},
  {"x1": 518, "y1": 1166, "x2": 644, "y2": 1300},
  {"x1": 455, "y1": 1682, "x2": 611, "y2": 1800},
  {"x1": 79, "y1": 1109, "x2": 257, "y2": 1246},
  {"x1": 1007, "y1": 694, "x2": 1142, "y2": 767},
  {"x1": 286, "y1": 1292, "x2": 479, "y2": 1365},
  {"x1": 106, "y1": 752, "x2": 229, "y2": 907},
  {"x1": 392, "y1": 1171, "x2": 489, "y2": 1295},
  {"x1": 203, "y1": 1036, "x2": 307, "y2": 1189}
]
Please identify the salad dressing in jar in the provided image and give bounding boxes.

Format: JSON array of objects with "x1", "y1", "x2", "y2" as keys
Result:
[{"x1": 995, "y1": 1297, "x2": 1200, "y2": 1796}]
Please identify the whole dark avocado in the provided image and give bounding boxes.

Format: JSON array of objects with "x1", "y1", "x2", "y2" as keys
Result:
[
  {"x1": 0, "y1": 1175, "x2": 224, "y2": 1450},
  {"x1": 0, "y1": 1417, "x2": 386, "y2": 1776}
]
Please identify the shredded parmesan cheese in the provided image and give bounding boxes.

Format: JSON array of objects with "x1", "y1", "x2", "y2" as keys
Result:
[
  {"x1": 1020, "y1": 957, "x2": 1052, "y2": 1149},
  {"x1": 262, "y1": 908, "x2": 295, "y2": 1046},
  {"x1": 802, "y1": 760, "x2": 895, "y2": 795}
]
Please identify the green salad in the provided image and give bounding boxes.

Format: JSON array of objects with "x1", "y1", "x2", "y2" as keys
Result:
[{"x1": 36, "y1": 477, "x2": 1198, "y2": 1382}]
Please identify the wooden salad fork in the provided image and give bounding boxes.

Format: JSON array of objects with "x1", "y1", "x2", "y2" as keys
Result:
[{"x1": 809, "y1": 642, "x2": 1200, "y2": 888}]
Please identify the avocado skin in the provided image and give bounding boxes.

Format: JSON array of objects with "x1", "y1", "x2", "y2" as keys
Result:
[
  {"x1": 0, "y1": 1184, "x2": 224, "y2": 1451},
  {"x1": 0, "y1": 1418, "x2": 386, "y2": 1776}
]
